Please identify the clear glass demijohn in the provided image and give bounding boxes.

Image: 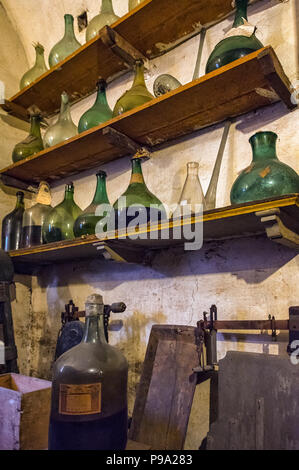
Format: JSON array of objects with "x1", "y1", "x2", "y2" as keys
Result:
[
  {"x1": 43, "y1": 92, "x2": 77, "y2": 148},
  {"x1": 86, "y1": 0, "x2": 119, "y2": 43}
]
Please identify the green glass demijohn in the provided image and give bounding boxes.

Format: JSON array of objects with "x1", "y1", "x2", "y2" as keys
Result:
[
  {"x1": 73, "y1": 171, "x2": 112, "y2": 237},
  {"x1": 113, "y1": 60, "x2": 154, "y2": 117},
  {"x1": 205, "y1": 0, "x2": 263, "y2": 74},
  {"x1": 49, "y1": 14, "x2": 81, "y2": 68},
  {"x1": 43, "y1": 182, "x2": 82, "y2": 243},
  {"x1": 78, "y1": 79, "x2": 113, "y2": 133},
  {"x1": 12, "y1": 114, "x2": 44, "y2": 163},
  {"x1": 44, "y1": 92, "x2": 77, "y2": 148},
  {"x1": 230, "y1": 131, "x2": 299, "y2": 205},
  {"x1": 86, "y1": 0, "x2": 119, "y2": 43},
  {"x1": 1, "y1": 192, "x2": 25, "y2": 252},
  {"x1": 111, "y1": 153, "x2": 167, "y2": 230},
  {"x1": 20, "y1": 43, "x2": 48, "y2": 90}
]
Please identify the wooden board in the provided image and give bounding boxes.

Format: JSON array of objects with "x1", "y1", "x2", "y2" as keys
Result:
[
  {"x1": 0, "y1": 47, "x2": 295, "y2": 186},
  {"x1": 128, "y1": 325, "x2": 200, "y2": 450}
]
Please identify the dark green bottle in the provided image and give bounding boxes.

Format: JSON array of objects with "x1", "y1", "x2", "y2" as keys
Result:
[
  {"x1": 1, "y1": 192, "x2": 25, "y2": 251},
  {"x1": 73, "y1": 171, "x2": 112, "y2": 237},
  {"x1": 230, "y1": 131, "x2": 299, "y2": 204},
  {"x1": 12, "y1": 115, "x2": 44, "y2": 163},
  {"x1": 205, "y1": 0, "x2": 263, "y2": 74},
  {"x1": 43, "y1": 182, "x2": 82, "y2": 243},
  {"x1": 78, "y1": 79, "x2": 113, "y2": 133}
]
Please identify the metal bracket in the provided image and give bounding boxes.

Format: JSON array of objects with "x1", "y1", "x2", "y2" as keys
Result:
[{"x1": 255, "y1": 208, "x2": 299, "y2": 250}]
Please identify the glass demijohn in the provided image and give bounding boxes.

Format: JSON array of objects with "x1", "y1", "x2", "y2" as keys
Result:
[
  {"x1": 12, "y1": 114, "x2": 44, "y2": 163},
  {"x1": 43, "y1": 182, "x2": 82, "y2": 243},
  {"x1": 21, "y1": 182, "x2": 52, "y2": 248},
  {"x1": 205, "y1": 0, "x2": 263, "y2": 74},
  {"x1": 129, "y1": 0, "x2": 145, "y2": 11},
  {"x1": 49, "y1": 14, "x2": 81, "y2": 68},
  {"x1": 43, "y1": 92, "x2": 77, "y2": 148},
  {"x1": 48, "y1": 293, "x2": 128, "y2": 450},
  {"x1": 2, "y1": 192, "x2": 25, "y2": 251},
  {"x1": 20, "y1": 43, "x2": 48, "y2": 90},
  {"x1": 113, "y1": 60, "x2": 154, "y2": 117},
  {"x1": 78, "y1": 79, "x2": 112, "y2": 133},
  {"x1": 153, "y1": 74, "x2": 182, "y2": 98},
  {"x1": 73, "y1": 171, "x2": 112, "y2": 237},
  {"x1": 230, "y1": 131, "x2": 299, "y2": 204},
  {"x1": 172, "y1": 162, "x2": 206, "y2": 219},
  {"x1": 86, "y1": 0, "x2": 119, "y2": 43}
]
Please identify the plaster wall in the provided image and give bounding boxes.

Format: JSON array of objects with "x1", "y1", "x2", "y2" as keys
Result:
[{"x1": 0, "y1": 0, "x2": 299, "y2": 448}]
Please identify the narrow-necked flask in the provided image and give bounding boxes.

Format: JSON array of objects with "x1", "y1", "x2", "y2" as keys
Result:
[
  {"x1": 86, "y1": 0, "x2": 119, "y2": 43},
  {"x1": 43, "y1": 92, "x2": 77, "y2": 148},
  {"x1": 49, "y1": 14, "x2": 81, "y2": 68},
  {"x1": 113, "y1": 60, "x2": 154, "y2": 116},
  {"x1": 48, "y1": 293, "x2": 128, "y2": 450},
  {"x1": 20, "y1": 43, "x2": 48, "y2": 89},
  {"x1": 172, "y1": 162, "x2": 206, "y2": 219},
  {"x1": 2, "y1": 192, "x2": 25, "y2": 251},
  {"x1": 12, "y1": 114, "x2": 44, "y2": 163},
  {"x1": 43, "y1": 182, "x2": 82, "y2": 243},
  {"x1": 78, "y1": 79, "x2": 113, "y2": 133},
  {"x1": 73, "y1": 171, "x2": 112, "y2": 237}
]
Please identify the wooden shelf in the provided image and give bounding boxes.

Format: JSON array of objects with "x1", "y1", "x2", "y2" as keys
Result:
[
  {"x1": 9, "y1": 195, "x2": 299, "y2": 274},
  {"x1": 0, "y1": 47, "x2": 295, "y2": 188},
  {"x1": 1, "y1": 0, "x2": 261, "y2": 121}
]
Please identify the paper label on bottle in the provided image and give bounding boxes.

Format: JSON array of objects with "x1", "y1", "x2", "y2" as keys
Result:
[
  {"x1": 259, "y1": 166, "x2": 271, "y2": 178},
  {"x1": 225, "y1": 19, "x2": 256, "y2": 39},
  {"x1": 59, "y1": 383, "x2": 102, "y2": 415},
  {"x1": 130, "y1": 174, "x2": 144, "y2": 184},
  {"x1": 35, "y1": 183, "x2": 52, "y2": 205}
]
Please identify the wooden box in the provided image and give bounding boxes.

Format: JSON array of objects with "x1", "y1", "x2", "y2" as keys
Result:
[{"x1": 0, "y1": 373, "x2": 51, "y2": 450}]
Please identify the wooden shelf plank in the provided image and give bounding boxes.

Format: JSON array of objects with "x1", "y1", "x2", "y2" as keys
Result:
[
  {"x1": 0, "y1": 47, "x2": 295, "y2": 186},
  {"x1": 9, "y1": 195, "x2": 299, "y2": 274}
]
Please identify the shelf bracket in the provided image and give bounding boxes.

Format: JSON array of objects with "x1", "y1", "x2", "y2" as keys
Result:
[
  {"x1": 99, "y1": 25, "x2": 149, "y2": 70},
  {"x1": 93, "y1": 240, "x2": 149, "y2": 264},
  {"x1": 0, "y1": 174, "x2": 38, "y2": 193},
  {"x1": 103, "y1": 126, "x2": 151, "y2": 156},
  {"x1": 255, "y1": 208, "x2": 299, "y2": 250}
]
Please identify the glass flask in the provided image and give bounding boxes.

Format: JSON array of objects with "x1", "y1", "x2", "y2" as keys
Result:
[
  {"x1": 86, "y1": 0, "x2": 119, "y2": 43},
  {"x1": 1, "y1": 192, "x2": 25, "y2": 252},
  {"x1": 12, "y1": 114, "x2": 44, "y2": 163},
  {"x1": 43, "y1": 92, "x2": 77, "y2": 148},
  {"x1": 78, "y1": 79, "x2": 113, "y2": 133},
  {"x1": 172, "y1": 162, "x2": 206, "y2": 219},
  {"x1": 43, "y1": 182, "x2": 82, "y2": 243},
  {"x1": 48, "y1": 293, "x2": 128, "y2": 451},
  {"x1": 129, "y1": 0, "x2": 145, "y2": 11},
  {"x1": 49, "y1": 14, "x2": 81, "y2": 68},
  {"x1": 111, "y1": 154, "x2": 167, "y2": 230},
  {"x1": 230, "y1": 131, "x2": 299, "y2": 205},
  {"x1": 20, "y1": 43, "x2": 48, "y2": 90},
  {"x1": 205, "y1": 0, "x2": 263, "y2": 74},
  {"x1": 20, "y1": 182, "x2": 52, "y2": 248},
  {"x1": 73, "y1": 171, "x2": 112, "y2": 237},
  {"x1": 153, "y1": 74, "x2": 182, "y2": 98},
  {"x1": 113, "y1": 60, "x2": 154, "y2": 117}
]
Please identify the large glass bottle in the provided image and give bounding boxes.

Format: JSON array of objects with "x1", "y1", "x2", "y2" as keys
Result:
[
  {"x1": 113, "y1": 60, "x2": 154, "y2": 117},
  {"x1": 48, "y1": 293, "x2": 128, "y2": 450},
  {"x1": 205, "y1": 0, "x2": 263, "y2": 74},
  {"x1": 49, "y1": 14, "x2": 81, "y2": 68},
  {"x1": 86, "y1": 0, "x2": 119, "y2": 43},
  {"x1": 12, "y1": 114, "x2": 44, "y2": 163},
  {"x1": 230, "y1": 131, "x2": 299, "y2": 204},
  {"x1": 129, "y1": 0, "x2": 145, "y2": 11},
  {"x1": 20, "y1": 182, "x2": 52, "y2": 248},
  {"x1": 73, "y1": 171, "x2": 112, "y2": 237},
  {"x1": 172, "y1": 162, "x2": 206, "y2": 219},
  {"x1": 78, "y1": 79, "x2": 112, "y2": 134},
  {"x1": 111, "y1": 154, "x2": 167, "y2": 231},
  {"x1": 153, "y1": 74, "x2": 182, "y2": 98},
  {"x1": 1, "y1": 192, "x2": 25, "y2": 251},
  {"x1": 43, "y1": 92, "x2": 77, "y2": 148},
  {"x1": 43, "y1": 182, "x2": 82, "y2": 243},
  {"x1": 20, "y1": 43, "x2": 48, "y2": 90}
]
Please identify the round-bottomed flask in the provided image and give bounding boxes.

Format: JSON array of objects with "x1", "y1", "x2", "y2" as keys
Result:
[
  {"x1": 43, "y1": 92, "x2": 77, "y2": 148},
  {"x1": 20, "y1": 43, "x2": 48, "y2": 90},
  {"x1": 49, "y1": 14, "x2": 81, "y2": 68},
  {"x1": 86, "y1": 0, "x2": 119, "y2": 43},
  {"x1": 78, "y1": 79, "x2": 112, "y2": 133},
  {"x1": 172, "y1": 162, "x2": 206, "y2": 219},
  {"x1": 230, "y1": 132, "x2": 299, "y2": 204},
  {"x1": 12, "y1": 114, "x2": 44, "y2": 163},
  {"x1": 48, "y1": 293, "x2": 128, "y2": 450},
  {"x1": 1, "y1": 192, "x2": 25, "y2": 251},
  {"x1": 153, "y1": 74, "x2": 182, "y2": 97}
]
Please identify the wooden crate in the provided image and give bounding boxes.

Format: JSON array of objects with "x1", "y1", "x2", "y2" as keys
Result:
[{"x1": 0, "y1": 373, "x2": 51, "y2": 450}]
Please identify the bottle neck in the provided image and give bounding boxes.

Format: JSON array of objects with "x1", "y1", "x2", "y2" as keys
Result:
[
  {"x1": 129, "y1": 158, "x2": 145, "y2": 185},
  {"x1": 63, "y1": 14, "x2": 76, "y2": 39},
  {"x1": 250, "y1": 132, "x2": 278, "y2": 162},
  {"x1": 132, "y1": 62, "x2": 146, "y2": 88},
  {"x1": 30, "y1": 116, "x2": 42, "y2": 139},
  {"x1": 82, "y1": 314, "x2": 107, "y2": 344},
  {"x1": 15, "y1": 193, "x2": 25, "y2": 210},
  {"x1": 58, "y1": 93, "x2": 72, "y2": 122},
  {"x1": 233, "y1": 0, "x2": 248, "y2": 28},
  {"x1": 95, "y1": 85, "x2": 109, "y2": 106},
  {"x1": 92, "y1": 173, "x2": 110, "y2": 204},
  {"x1": 64, "y1": 186, "x2": 75, "y2": 202},
  {"x1": 34, "y1": 45, "x2": 46, "y2": 68},
  {"x1": 100, "y1": 0, "x2": 115, "y2": 14}
]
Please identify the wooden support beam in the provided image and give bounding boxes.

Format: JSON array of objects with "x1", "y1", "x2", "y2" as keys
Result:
[
  {"x1": 0, "y1": 174, "x2": 38, "y2": 193},
  {"x1": 103, "y1": 126, "x2": 151, "y2": 155},
  {"x1": 255, "y1": 208, "x2": 299, "y2": 250},
  {"x1": 1, "y1": 100, "x2": 29, "y2": 122}
]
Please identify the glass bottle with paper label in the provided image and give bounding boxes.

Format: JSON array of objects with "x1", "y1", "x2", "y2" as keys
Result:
[{"x1": 48, "y1": 293, "x2": 128, "y2": 450}]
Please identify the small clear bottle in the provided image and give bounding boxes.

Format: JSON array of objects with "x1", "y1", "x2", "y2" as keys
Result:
[{"x1": 172, "y1": 162, "x2": 206, "y2": 218}]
